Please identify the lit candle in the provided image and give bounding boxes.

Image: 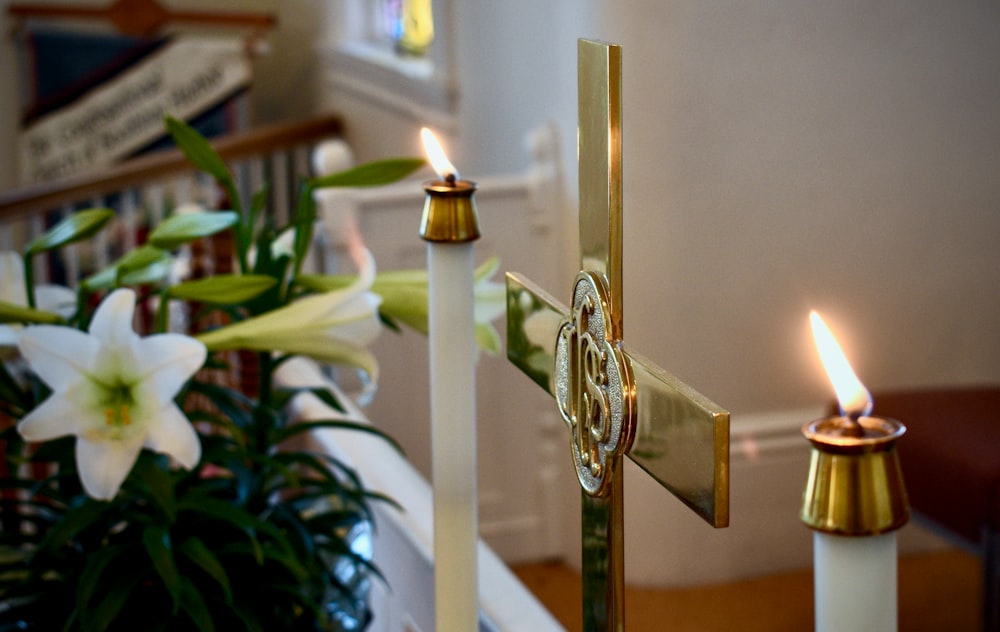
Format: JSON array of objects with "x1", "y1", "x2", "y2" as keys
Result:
[
  {"x1": 419, "y1": 128, "x2": 480, "y2": 632},
  {"x1": 802, "y1": 311, "x2": 909, "y2": 632}
]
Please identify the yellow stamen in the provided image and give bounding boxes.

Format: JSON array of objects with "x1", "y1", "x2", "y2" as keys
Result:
[{"x1": 103, "y1": 405, "x2": 131, "y2": 427}]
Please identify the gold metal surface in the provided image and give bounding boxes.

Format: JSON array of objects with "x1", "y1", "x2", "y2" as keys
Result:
[
  {"x1": 506, "y1": 272, "x2": 566, "y2": 396},
  {"x1": 554, "y1": 271, "x2": 635, "y2": 497},
  {"x1": 800, "y1": 416, "x2": 910, "y2": 535},
  {"x1": 627, "y1": 347, "x2": 730, "y2": 527},
  {"x1": 578, "y1": 39, "x2": 624, "y2": 338},
  {"x1": 504, "y1": 39, "x2": 731, "y2": 632},
  {"x1": 581, "y1": 472, "x2": 625, "y2": 632},
  {"x1": 419, "y1": 180, "x2": 481, "y2": 243}
]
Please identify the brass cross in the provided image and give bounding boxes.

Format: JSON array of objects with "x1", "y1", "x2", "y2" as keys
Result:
[{"x1": 506, "y1": 39, "x2": 730, "y2": 631}]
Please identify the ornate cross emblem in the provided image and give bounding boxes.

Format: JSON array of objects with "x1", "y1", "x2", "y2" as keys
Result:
[
  {"x1": 555, "y1": 271, "x2": 632, "y2": 497},
  {"x1": 506, "y1": 39, "x2": 730, "y2": 631}
]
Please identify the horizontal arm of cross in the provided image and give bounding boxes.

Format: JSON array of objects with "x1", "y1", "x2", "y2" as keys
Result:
[{"x1": 508, "y1": 272, "x2": 730, "y2": 527}]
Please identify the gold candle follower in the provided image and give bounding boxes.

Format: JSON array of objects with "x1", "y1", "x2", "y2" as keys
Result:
[
  {"x1": 800, "y1": 416, "x2": 910, "y2": 536},
  {"x1": 419, "y1": 180, "x2": 481, "y2": 243}
]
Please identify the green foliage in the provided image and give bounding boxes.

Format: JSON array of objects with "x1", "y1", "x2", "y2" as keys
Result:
[
  {"x1": 0, "y1": 301, "x2": 64, "y2": 325},
  {"x1": 149, "y1": 211, "x2": 240, "y2": 250},
  {"x1": 82, "y1": 244, "x2": 172, "y2": 291},
  {"x1": 24, "y1": 208, "x2": 115, "y2": 257},
  {"x1": 0, "y1": 119, "x2": 429, "y2": 631}
]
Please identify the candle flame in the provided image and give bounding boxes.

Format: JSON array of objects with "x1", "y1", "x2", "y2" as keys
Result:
[
  {"x1": 810, "y1": 310, "x2": 873, "y2": 418},
  {"x1": 420, "y1": 127, "x2": 460, "y2": 181}
]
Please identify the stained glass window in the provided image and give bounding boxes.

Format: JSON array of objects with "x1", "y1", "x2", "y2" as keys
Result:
[{"x1": 379, "y1": 0, "x2": 433, "y2": 56}]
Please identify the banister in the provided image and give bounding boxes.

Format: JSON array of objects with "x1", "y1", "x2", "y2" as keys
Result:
[{"x1": 0, "y1": 114, "x2": 343, "y2": 220}]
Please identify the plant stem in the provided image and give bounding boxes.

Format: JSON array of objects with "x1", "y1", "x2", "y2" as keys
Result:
[{"x1": 22, "y1": 253, "x2": 36, "y2": 309}]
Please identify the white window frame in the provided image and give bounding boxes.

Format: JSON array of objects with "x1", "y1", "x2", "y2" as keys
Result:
[{"x1": 320, "y1": 0, "x2": 458, "y2": 129}]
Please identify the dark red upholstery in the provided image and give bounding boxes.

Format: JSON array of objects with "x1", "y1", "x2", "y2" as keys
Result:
[{"x1": 830, "y1": 386, "x2": 1000, "y2": 545}]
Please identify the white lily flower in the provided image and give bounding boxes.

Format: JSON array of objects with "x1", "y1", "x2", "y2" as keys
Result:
[
  {"x1": 17, "y1": 288, "x2": 206, "y2": 500},
  {"x1": 0, "y1": 251, "x2": 76, "y2": 347},
  {"x1": 197, "y1": 247, "x2": 383, "y2": 382},
  {"x1": 373, "y1": 256, "x2": 506, "y2": 354}
]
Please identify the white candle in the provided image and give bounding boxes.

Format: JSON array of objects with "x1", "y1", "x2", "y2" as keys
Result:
[
  {"x1": 428, "y1": 241, "x2": 478, "y2": 631},
  {"x1": 814, "y1": 531, "x2": 897, "y2": 632},
  {"x1": 421, "y1": 128, "x2": 480, "y2": 632},
  {"x1": 806, "y1": 311, "x2": 908, "y2": 632}
]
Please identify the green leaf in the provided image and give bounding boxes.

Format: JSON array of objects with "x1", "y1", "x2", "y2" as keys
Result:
[
  {"x1": 179, "y1": 577, "x2": 216, "y2": 632},
  {"x1": 149, "y1": 210, "x2": 239, "y2": 249},
  {"x1": 34, "y1": 498, "x2": 107, "y2": 556},
  {"x1": 83, "y1": 563, "x2": 145, "y2": 630},
  {"x1": 143, "y1": 525, "x2": 183, "y2": 613},
  {"x1": 178, "y1": 537, "x2": 233, "y2": 605},
  {"x1": 129, "y1": 452, "x2": 177, "y2": 522},
  {"x1": 25, "y1": 208, "x2": 114, "y2": 256},
  {"x1": 76, "y1": 543, "x2": 136, "y2": 622},
  {"x1": 82, "y1": 244, "x2": 171, "y2": 290},
  {"x1": 164, "y1": 117, "x2": 244, "y2": 261},
  {"x1": 274, "y1": 419, "x2": 403, "y2": 455},
  {"x1": 167, "y1": 275, "x2": 277, "y2": 305},
  {"x1": 0, "y1": 300, "x2": 64, "y2": 325},
  {"x1": 247, "y1": 184, "x2": 270, "y2": 246},
  {"x1": 165, "y1": 116, "x2": 233, "y2": 186},
  {"x1": 309, "y1": 158, "x2": 425, "y2": 188},
  {"x1": 294, "y1": 273, "x2": 351, "y2": 293},
  {"x1": 176, "y1": 498, "x2": 266, "y2": 564},
  {"x1": 291, "y1": 183, "x2": 315, "y2": 280}
]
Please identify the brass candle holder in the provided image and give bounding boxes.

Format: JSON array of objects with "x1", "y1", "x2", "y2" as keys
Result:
[
  {"x1": 419, "y1": 178, "x2": 480, "y2": 243},
  {"x1": 800, "y1": 415, "x2": 910, "y2": 535}
]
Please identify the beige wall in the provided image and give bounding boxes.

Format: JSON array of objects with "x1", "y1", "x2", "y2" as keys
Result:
[{"x1": 445, "y1": 0, "x2": 1000, "y2": 415}]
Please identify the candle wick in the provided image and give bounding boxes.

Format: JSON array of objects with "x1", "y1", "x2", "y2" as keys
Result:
[
  {"x1": 445, "y1": 173, "x2": 457, "y2": 186},
  {"x1": 841, "y1": 412, "x2": 865, "y2": 437}
]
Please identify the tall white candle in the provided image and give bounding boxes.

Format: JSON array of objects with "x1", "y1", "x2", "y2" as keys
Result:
[
  {"x1": 814, "y1": 531, "x2": 897, "y2": 632},
  {"x1": 805, "y1": 311, "x2": 909, "y2": 632},
  {"x1": 428, "y1": 241, "x2": 478, "y2": 632},
  {"x1": 420, "y1": 128, "x2": 481, "y2": 632}
]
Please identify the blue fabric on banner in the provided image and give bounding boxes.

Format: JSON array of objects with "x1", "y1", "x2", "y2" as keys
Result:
[{"x1": 22, "y1": 28, "x2": 167, "y2": 124}]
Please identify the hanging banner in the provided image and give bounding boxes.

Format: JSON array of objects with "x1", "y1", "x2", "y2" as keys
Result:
[{"x1": 18, "y1": 37, "x2": 251, "y2": 184}]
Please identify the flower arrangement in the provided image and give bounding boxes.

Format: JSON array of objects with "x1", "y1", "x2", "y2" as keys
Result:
[{"x1": 0, "y1": 118, "x2": 503, "y2": 631}]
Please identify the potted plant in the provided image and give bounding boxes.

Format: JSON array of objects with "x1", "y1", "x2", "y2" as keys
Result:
[{"x1": 0, "y1": 118, "x2": 503, "y2": 631}]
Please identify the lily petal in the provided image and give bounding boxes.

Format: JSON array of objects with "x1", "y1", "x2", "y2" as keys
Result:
[
  {"x1": 17, "y1": 390, "x2": 90, "y2": 440},
  {"x1": 474, "y1": 279, "x2": 506, "y2": 324},
  {"x1": 76, "y1": 435, "x2": 145, "y2": 501},
  {"x1": 132, "y1": 334, "x2": 207, "y2": 401},
  {"x1": 475, "y1": 322, "x2": 502, "y2": 355},
  {"x1": 143, "y1": 403, "x2": 201, "y2": 469},
  {"x1": 18, "y1": 326, "x2": 98, "y2": 389},
  {"x1": 88, "y1": 288, "x2": 139, "y2": 348},
  {"x1": 260, "y1": 335, "x2": 379, "y2": 385},
  {"x1": 35, "y1": 284, "x2": 77, "y2": 319}
]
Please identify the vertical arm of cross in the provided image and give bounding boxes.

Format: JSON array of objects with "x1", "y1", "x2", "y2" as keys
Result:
[
  {"x1": 578, "y1": 39, "x2": 624, "y2": 337},
  {"x1": 577, "y1": 39, "x2": 628, "y2": 631}
]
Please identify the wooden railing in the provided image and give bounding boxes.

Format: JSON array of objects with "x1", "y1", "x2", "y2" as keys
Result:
[
  {"x1": 0, "y1": 114, "x2": 344, "y2": 284},
  {"x1": 0, "y1": 114, "x2": 343, "y2": 221}
]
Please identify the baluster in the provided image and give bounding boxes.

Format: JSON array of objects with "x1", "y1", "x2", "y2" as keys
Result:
[
  {"x1": 147, "y1": 183, "x2": 166, "y2": 226},
  {"x1": 29, "y1": 214, "x2": 48, "y2": 284},
  {"x1": 249, "y1": 155, "x2": 266, "y2": 228},
  {"x1": 271, "y1": 149, "x2": 290, "y2": 226},
  {"x1": 121, "y1": 189, "x2": 138, "y2": 252}
]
